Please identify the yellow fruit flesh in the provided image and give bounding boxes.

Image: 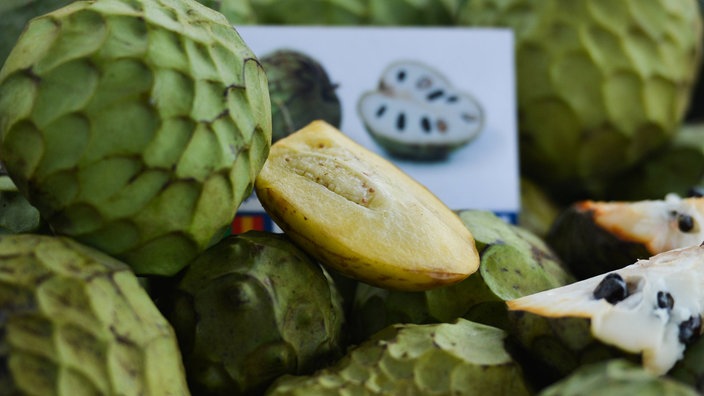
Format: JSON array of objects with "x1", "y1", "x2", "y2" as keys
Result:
[{"x1": 254, "y1": 120, "x2": 479, "y2": 291}]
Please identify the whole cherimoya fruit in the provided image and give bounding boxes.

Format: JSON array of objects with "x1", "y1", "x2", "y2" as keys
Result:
[
  {"x1": 461, "y1": 0, "x2": 703, "y2": 201},
  {"x1": 261, "y1": 49, "x2": 342, "y2": 143},
  {"x1": 0, "y1": 234, "x2": 189, "y2": 395},
  {"x1": 0, "y1": 0, "x2": 272, "y2": 276},
  {"x1": 158, "y1": 230, "x2": 345, "y2": 396}
]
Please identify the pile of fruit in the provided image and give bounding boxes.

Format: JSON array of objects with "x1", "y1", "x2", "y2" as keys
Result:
[{"x1": 3, "y1": 0, "x2": 704, "y2": 395}]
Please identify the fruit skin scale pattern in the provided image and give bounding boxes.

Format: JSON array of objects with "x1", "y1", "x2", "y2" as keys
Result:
[
  {"x1": 461, "y1": 0, "x2": 703, "y2": 200},
  {"x1": 157, "y1": 230, "x2": 346, "y2": 396},
  {"x1": 0, "y1": 0, "x2": 272, "y2": 276},
  {"x1": 265, "y1": 319, "x2": 532, "y2": 396},
  {"x1": 0, "y1": 234, "x2": 190, "y2": 395}
]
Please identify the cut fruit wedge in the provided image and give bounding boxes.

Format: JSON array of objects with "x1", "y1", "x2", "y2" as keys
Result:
[{"x1": 254, "y1": 120, "x2": 479, "y2": 291}]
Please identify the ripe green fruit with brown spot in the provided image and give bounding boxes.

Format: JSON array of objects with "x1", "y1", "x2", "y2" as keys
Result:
[{"x1": 0, "y1": 0, "x2": 271, "y2": 276}]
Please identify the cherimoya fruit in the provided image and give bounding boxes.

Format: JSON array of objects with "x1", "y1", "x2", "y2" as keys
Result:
[{"x1": 0, "y1": 0, "x2": 272, "y2": 276}]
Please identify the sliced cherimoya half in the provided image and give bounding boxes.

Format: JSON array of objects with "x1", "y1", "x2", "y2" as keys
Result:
[
  {"x1": 254, "y1": 120, "x2": 479, "y2": 291},
  {"x1": 547, "y1": 193, "x2": 704, "y2": 279},
  {"x1": 507, "y1": 244, "x2": 704, "y2": 377},
  {"x1": 358, "y1": 60, "x2": 484, "y2": 161}
]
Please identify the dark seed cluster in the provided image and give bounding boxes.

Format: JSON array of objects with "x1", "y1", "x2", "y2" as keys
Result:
[
  {"x1": 593, "y1": 273, "x2": 628, "y2": 304},
  {"x1": 373, "y1": 105, "x2": 447, "y2": 135},
  {"x1": 592, "y1": 272, "x2": 703, "y2": 349}
]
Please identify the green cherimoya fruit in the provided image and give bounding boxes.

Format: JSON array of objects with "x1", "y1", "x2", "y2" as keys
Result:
[
  {"x1": 265, "y1": 318, "x2": 532, "y2": 396},
  {"x1": 357, "y1": 60, "x2": 484, "y2": 162},
  {"x1": 539, "y1": 359, "x2": 699, "y2": 396},
  {"x1": 461, "y1": 0, "x2": 703, "y2": 201},
  {"x1": 350, "y1": 209, "x2": 574, "y2": 342},
  {"x1": 507, "y1": 245, "x2": 704, "y2": 380},
  {"x1": 205, "y1": 0, "x2": 459, "y2": 26},
  {"x1": 261, "y1": 49, "x2": 342, "y2": 143},
  {"x1": 157, "y1": 230, "x2": 345, "y2": 396},
  {"x1": 0, "y1": 234, "x2": 189, "y2": 395},
  {"x1": 0, "y1": 0, "x2": 272, "y2": 276},
  {"x1": 0, "y1": 0, "x2": 74, "y2": 65},
  {"x1": 546, "y1": 194, "x2": 704, "y2": 279}
]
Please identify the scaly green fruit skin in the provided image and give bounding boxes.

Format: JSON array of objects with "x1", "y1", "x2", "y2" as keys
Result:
[
  {"x1": 265, "y1": 319, "x2": 532, "y2": 396},
  {"x1": 461, "y1": 0, "x2": 703, "y2": 202},
  {"x1": 539, "y1": 359, "x2": 699, "y2": 396},
  {"x1": 203, "y1": 0, "x2": 458, "y2": 26},
  {"x1": 158, "y1": 230, "x2": 345, "y2": 396},
  {"x1": 0, "y1": 234, "x2": 189, "y2": 395},
  {"x1": 350, "y1": 209, "x2": 574, "y2": 342},
  {"x1": 0, "y1": 0, "x2": 73, "y2": 65},
  {"x1": 261, "y1": 49, "x2": 342, "y2": 143},
  {"x1": 507, "y1": 309, "x2": 638, "y2": 385},
  {"x1": 0, "y1": 0, "x2": 272, "y2": 276}
]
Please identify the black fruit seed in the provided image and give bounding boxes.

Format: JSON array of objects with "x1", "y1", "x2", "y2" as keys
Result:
[
  {"x1": 656, "y1": 291, "x2": 675, "y2": 310},
  {"x1": 426, "y1": 89, "x2": 444, "y2": 101},
  {"x1": 679, "y1": 315, "x2": 702, "y2": 345},
  {"x1": 397, "y1": 70, "x2": 406, "y2": 82},
  {"x1": 593, "y1": 273, "x2": 628, "y2": 304},
  {"x1": 678, "y1": 213, "x2": 695, "y2": 233},
  {"x1": 420, "y1": 116, "x2": 432, "y2": 133},
  {"x1": 376, "y1": 105, "x2": 387, "y2": 118},
  {"x1": 396, "y1": 113, "x2": 406, "y2": 131}
]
